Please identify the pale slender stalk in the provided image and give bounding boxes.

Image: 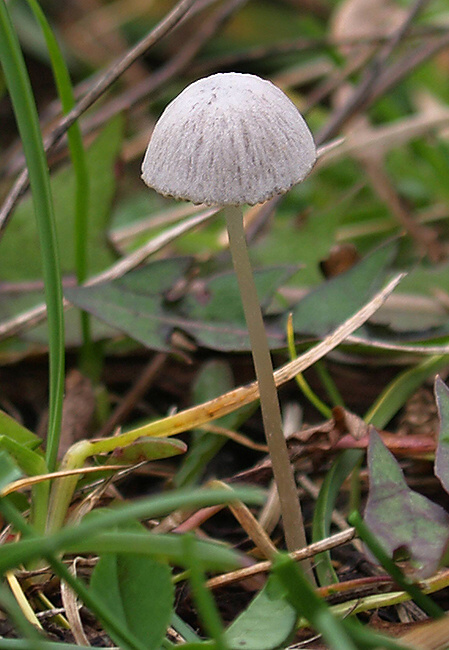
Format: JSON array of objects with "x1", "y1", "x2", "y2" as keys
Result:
[{"x1": 224, "y1": 206, "x2": 314, "y2": 578}]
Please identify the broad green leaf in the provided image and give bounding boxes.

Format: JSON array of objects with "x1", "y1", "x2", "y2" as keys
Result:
[
  {"x1": 224, "y1": 575, "x2": 297, "y2": 650},
  {"x1": 117, "y1": 256, "x2": 193, "y2": 293},
  {"x1": 376, "y1": 262, "x2": 449, "y2": 332},
  {"x1": 365, "y1": 428, "x2": 449, "y2": 578},
  {"x1": 0, "y1": 450, "x2": 23, "y2": 492},
  {"x1": 0, "y1": 116, "x2": 121, "y2": 284},
  {"x1": 0, "y1": 116, "x2": 122, "y2": 347},
  {"x1": 290, "y1": 240, "x2": 397, "y2": 336},
  {"x1": 0, "y1": 410, "x2": 42, "y2": 449},
  {"x1": 434, "y1": 375, "x2": 449, "y2": 494},
  {"x1": 65, "y1": 257, "x2": 192, "y2": 351},
  {"x1": 254, "y1": 197, "x2": 345, "y2": 288},
  {"x1": 180, "y1": 265, "x2": 298, "y2": 323},
  {"x1": 177, "y1": 265, "x2": 298, "y2": 350},
  {"x1": 66, "y1": 261, "x2": 297, "y2": 352},
  {"x1": 90, "y1": 552, "x2": 174, "y2": 650}
]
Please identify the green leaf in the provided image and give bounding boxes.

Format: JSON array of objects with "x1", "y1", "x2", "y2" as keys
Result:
[
  {"x1": 0, "y1": 436, "x2": 49, "y2": 532},
  {"x1": 0, "y1": 450, "x2": 23, "y2": 492},
  {"x1": 0, "y1": 116, "x2": 123, "y2": 348},
  {"x1": 224, "y1": 575, "x2": 297, "y2": 650},
  {"x1": 0, "y1": 410, "x2": 42, "y2": 449},
  {"x1": 365, "y1": 428, "x2": 449, "y2": 578},
  {"x1": 66, "y1": 261, "x2": 297, "y2": 352},
  {"x1": 180, "y1": 265, "x2": 297, "y2": 325},
  {"x1": 91, "y1": 552, "x2": 174, "y2": 650},
  {"x1": 65, "y1": 257, "x2": 192, "y2": 351},
  {"x1": 349, "y1": 511, "x2": 444, "y2": 620},
  {"x1": 178, "y1": 264, "x2": 298, "y2": 350},
  {"x1": 0, "y1": 436, "x2": 46, "y2": 477},
  {"x1": 254, "y1": 197, "x2": 344, "y2": 288},
  {"x1": 434, "y1": 375, "x2": 449, "y2": 494},
  {"x1": 0, "y1": 116, "x2": 121, "y2": 284},
  {"x1": 110, "y1": 437, "x2": 187, "y2": 464},
  {"x1": 290, "y1": 240, "x2": 397, "y2": 336}
]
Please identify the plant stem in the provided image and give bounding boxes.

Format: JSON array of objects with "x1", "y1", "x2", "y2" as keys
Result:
[{"x1": 224, "y1": 206, "x2": 313, "y2": 577}]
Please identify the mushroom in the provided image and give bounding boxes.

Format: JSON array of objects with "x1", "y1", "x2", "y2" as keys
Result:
[{"x1": 142, "y1": 72, "x2": 316, "y2": 557}]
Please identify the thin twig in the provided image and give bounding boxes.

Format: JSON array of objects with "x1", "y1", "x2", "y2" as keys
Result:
[
  {"x1": 206, "y1": 528, "x2": 356, "y2": 589},
  {"x1": 64, "y1": 0, "x2": 248, "y2": 149}
]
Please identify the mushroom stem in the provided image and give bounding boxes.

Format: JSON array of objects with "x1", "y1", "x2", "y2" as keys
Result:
[{"x1": 224, "y1": 206, "x2": 314, "y2": 577}]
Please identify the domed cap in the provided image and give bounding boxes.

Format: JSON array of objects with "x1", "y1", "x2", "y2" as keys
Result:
[{"x1": 141, "y1": 72, "x2": 316, "y2": 206}]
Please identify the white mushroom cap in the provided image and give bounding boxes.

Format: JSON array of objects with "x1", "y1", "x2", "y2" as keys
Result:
[{"x1": 141, "y1": 72, "x2": 316, "y2": 206}]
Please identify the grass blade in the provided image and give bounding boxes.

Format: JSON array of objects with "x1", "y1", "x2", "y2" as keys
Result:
[
  {"x1": 0, "y1": 0, "x2": 65, "y2": 473},
  {"x1": 24, "y1": 0, "x2": 93, "y2": 370}
]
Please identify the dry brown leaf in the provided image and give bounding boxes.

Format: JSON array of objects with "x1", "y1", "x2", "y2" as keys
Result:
[
  {"x1": 399, "y1": 615, "x2": 449, "y2": 650},
  {"x1": 61, "y1": 558, "x2": 90, "y2": 647},
  {"x1": 331, "y1": 0, "x2": 406, "y2": 60}
]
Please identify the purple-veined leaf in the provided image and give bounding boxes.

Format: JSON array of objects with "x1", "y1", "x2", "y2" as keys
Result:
[
  {"x1": 365, "y1": 428, "x2": 449, "y2": 578},
  {"x1": 66, "y1": 260, "x2": 298, "y2": 352},
  {"x1": 435, "y1": 375, "x2": 449, "y2": 494}
]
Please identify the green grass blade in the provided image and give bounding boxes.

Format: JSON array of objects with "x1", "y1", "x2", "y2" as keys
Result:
[
  {"x1": 0, "y1": 0, "x2": 65, "y2": 473},
  {"x1": 272, "y1": 553, "x2": 357, "y2": 650},
  {"x1": 0, "y1": 641, "x2": 91, "y2": 650},
  {"x1": 313, "y1": 449, "x2": 363, "y2": 586},
  {"x1": 24, "y1": 0, "x2": 93, "y2": 369},
  {"x1": 0, "y1": 498, "x2": 147, "y2": 650},
  {"x1": 182, "y1": 534, "x2": 226, "y2": 650},
  {"x1": 365, "y1": 354, "x2": 449, "y2": 429},
  {"x1": 0, "y1": 487, "x2": 264, "y2": 573},
  {"x1": 286, "y1": 314, "x2": 332, "y2": 419}
]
